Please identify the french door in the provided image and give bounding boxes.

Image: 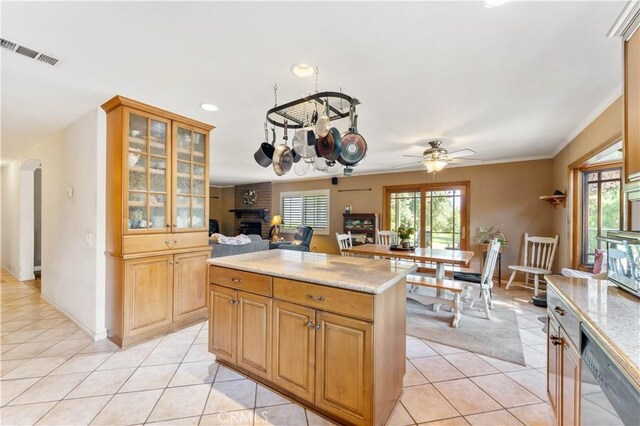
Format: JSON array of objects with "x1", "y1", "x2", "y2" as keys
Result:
[{"x1": 383, "y1": 182, "x2": 469, "y2": 250}]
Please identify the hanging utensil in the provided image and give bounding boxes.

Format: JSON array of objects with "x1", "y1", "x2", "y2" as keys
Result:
[
  {"x1": 293, "y1": 129, "x2": 316, "y2": 159},
  {"x1": 294, "y1": 158, "x2": 310, "y2": 176},
  {"x1": 254, "y1": 122, "x2": 275, "y2": 167},
  {"x1": 338, "y1": 105, "x2": 367, "y2": 166},
  {"x1": 314, "y1": 99, "x2": 330, "y2": 138},
  {"x1": 272, "y1": 120, "x2": 293, "y2": 176}
]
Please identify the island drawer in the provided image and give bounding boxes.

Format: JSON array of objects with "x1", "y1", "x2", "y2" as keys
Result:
[
  {"x1": 273, "y1": 278, "x2": 373, "y2": 321},
  {"x1": 547, "y1": 286, "x2": 580, "y2": 347},
  {"x1": 209, "y1": 266, "x2": 273, "y2": 297}
]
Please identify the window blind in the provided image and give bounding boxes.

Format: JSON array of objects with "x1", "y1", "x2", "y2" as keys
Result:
[{"x1": 280, "y1": 190, "x2": 329, "y2": 234}]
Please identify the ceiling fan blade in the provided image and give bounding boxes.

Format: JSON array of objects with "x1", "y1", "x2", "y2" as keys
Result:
[
  {"x1": 402, "y1": 154, "x2": 426, "y2": 158},
  {"x1": 447, "y1": 158, "x2": 481, "y2": 164},
  {"x1": 447, "y1": 149, "x2": 476, "y2": 158},
  {"x1": 391, "y1": 161, "x2": 423, "y2": 169}
]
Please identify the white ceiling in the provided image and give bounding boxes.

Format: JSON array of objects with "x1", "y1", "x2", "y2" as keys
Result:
[{"x1": 1, "y1": 1, "x2": 625, "y2": 185}]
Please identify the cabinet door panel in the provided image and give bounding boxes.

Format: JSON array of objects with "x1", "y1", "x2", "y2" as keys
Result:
[
  {"x1": 237, "y1": 291, "x2": 271, "y2": 380},
  {"x1": 315, "y1": 311, "x2": 372, "y2": 425},
  {"x1": 548, "y1": 315, "x2": 561, "y2": 422},
  {"x1": 173, "y1": 251, "x2": 208, "y2": 321},
  {"x1": 560, "y1": 328, "x2": 581, "y2": 426},
  {"x1": 625, "y1": 31, "x2": 640, "y2": 181},
  {"x1": 209, "y1": 285, "x2": 236, "y2": 364},
  {"x1": 125, "y1": 256, "x2": 173, "y2": 337},
  {"x1": 272, "y1": 300, "x2": 315, "y2": 402}
]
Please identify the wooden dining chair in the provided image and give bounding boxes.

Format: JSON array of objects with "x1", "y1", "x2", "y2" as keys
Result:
[
  {"x1": 377, "y1": 230, "x2": 397, "y2": 245},
  {"x1": 462, "y1": 238, "x2": 501, "y2": 320},
  {"x1": 505, "y1": 233, "x2": 559, "y2": 296},
  {"x1": 335, "y1": 232, "x2": 353, "y2": 256}
]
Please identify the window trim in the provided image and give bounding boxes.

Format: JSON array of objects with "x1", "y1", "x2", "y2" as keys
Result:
[
  {"x1": 279, "y1": 189, "x2": 330, "y2": 236},
  {"x1": 382, "y1": 181, "x2": 470, "y2": 250}
]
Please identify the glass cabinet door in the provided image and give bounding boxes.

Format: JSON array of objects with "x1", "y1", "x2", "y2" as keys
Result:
[
  {"x1": 173, "y1": 124, "x2": 208, "y2": 231},
  {"x1": 126, "y1": 110, "x2": 171, "y2": 233}
]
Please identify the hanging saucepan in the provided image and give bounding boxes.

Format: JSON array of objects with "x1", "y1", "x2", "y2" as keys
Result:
[
  {"x1": 272, "y1": 120, "x2": 293, "y2": 176},
  {"x1": 253, "y1": 123, "x2": 275, "y2": 167},
  {"x1": 316, "y1": 126, "x2": 342, "y2": 161},
  {"x1": 314, "y1": 100, "x2": 330, "y2": 138},
  {"x1": 338, "y1": 106, "x2": 367, "y2": 166}
]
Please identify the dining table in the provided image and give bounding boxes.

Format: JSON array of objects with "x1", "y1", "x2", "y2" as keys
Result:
[{"x1": 341, "y1": 244, "x2": 475, "y2": 280}]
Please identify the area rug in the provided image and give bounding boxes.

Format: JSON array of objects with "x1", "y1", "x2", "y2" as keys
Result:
[{"x1": 406, "y1": 290, "x2": 526, "y2": 366}]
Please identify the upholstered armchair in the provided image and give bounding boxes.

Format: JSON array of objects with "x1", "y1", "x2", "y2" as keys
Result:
[{"x1": 275, "y1": 226, "x2": 314, "y2": 252}]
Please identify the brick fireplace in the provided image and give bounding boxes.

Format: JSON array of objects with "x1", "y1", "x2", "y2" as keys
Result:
[{"x1": 234, "y1": 182, "x2": 272, "y2": 238}]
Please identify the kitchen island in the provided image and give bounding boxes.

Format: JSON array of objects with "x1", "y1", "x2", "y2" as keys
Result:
[{"x1": 207, "y1": 250, "x2": 416, "y2": 426}]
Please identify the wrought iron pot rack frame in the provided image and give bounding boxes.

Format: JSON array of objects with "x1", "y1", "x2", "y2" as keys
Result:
[{"x1": 266, "y1": 91, "x2": 360, "y2": 129}]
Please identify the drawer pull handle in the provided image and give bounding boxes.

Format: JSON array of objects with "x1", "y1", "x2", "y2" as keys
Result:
[
  {"x1": 306, "y1": 294, "x2": 325, "y2": 302},
  {"x1": 231, "y1": 278, "x2": 243, "y2": 284},
  {"x1": 306, "y1": 321, "x2": 314, "y2": 328},
  {"x1": 165, "y1": 240, "x2": 177, "y2": 248},
  {"x1": 553, "y1": 306, "x2": 566, "y2": 316},
  {"x1": 550, "y1": 335, "x2": 563, "y2": 346}
]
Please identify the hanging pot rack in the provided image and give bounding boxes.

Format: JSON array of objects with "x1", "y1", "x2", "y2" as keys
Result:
[{"x1": 266, "y1": 91, "x2": 360, "y2": 129}]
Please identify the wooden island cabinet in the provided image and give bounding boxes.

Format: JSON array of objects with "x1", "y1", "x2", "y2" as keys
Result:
[
  {"x1": 102, "y1": 96, "x2": 213, "y2": 347},
  {"x1": 208, "y1": 250, "x2": 412, "y2": 426}
]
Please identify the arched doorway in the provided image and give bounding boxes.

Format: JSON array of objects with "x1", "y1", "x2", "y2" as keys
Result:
[{"x1": 18, "y1": 158, "x2": 42, "y2": 290}]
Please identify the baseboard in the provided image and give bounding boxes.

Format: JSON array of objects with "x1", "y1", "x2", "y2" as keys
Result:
[
  {"x1": 33, "y1": 266, "x2": 42, "y2": 272},
  {"x1": 39, "y1": 293, "x2": 108, "y2": 342}
]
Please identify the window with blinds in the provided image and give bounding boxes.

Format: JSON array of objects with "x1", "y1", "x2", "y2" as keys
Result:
[{"x1": 280, "y1": 189, "x2": 330, "y2": 235}]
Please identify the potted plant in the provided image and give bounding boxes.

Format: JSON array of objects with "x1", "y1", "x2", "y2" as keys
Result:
[
  {"x1": 478, "y1": 226, "x2": 508, "y2": 252},
  {"x1": 396, "y1": 223, "x2": 415, "y2": 248}
]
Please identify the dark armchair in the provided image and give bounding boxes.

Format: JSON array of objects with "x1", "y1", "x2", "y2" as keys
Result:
[{"x1": 276, "y1": 226, "x2": 314, "y2": 252}]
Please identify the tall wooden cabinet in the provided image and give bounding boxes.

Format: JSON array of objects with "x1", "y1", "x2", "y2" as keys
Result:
[
  {"x1": 624, "y1": 29, "x2": 640, "y2": 184},
  {"x1": 103, "y1": 96, "x2": 214, "y2": 347}
]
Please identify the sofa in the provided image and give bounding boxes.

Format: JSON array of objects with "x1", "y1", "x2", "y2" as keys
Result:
[{"x1": 209, "y1": 234, "x2": 269, "y2": 258}]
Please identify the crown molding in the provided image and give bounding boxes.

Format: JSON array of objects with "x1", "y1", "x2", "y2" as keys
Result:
[{"x1": 608, "y1": 0, "x2": 640, "y2": 39}]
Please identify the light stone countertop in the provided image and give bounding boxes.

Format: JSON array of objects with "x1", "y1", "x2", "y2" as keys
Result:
[
  {"x1": 207, "y1": 250, "x2": 417, "y2": 294},
  {"x1": 545, "y1": 275, "x2": 640, "y2": 387}
]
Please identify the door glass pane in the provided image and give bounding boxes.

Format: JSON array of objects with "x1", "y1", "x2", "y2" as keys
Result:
[
  {"x1": 177, "y1": 128, "x2": 191, "y2": 161},
  {"x1": 601, "y1": 180, "x2": 621, "y2": 238},
  {"x1": 389, "y1": 191, "x2": 420, "y2": 246},
  {"x1": 177, "y1": 161, "x2": 191, "y2": 194},
  {"x1": 128, "y1": 114, "x2": 147, "y2": 152},
  {"x1": 128, "y1": 192, "x2": 147, "y2": 230},
  {"x1": 193, "y1": 132, "x2": 206, "y2": 164},
  {"x1": 150, "y1": 120, "x2": 167, "y2": 156},
  {"x1": 192, "y1": 197, "x2": 205, "y2": 228},
  {"x1": 149, "y1": 156, "x2": 167, "y2": 192},
  {"x1": 176, "y1": 196, "x2": 190, "y2": 228},
  {"x1": 587, "y1": 183, "x2": 598, "y2": 257},
  {"x1": 192, "y1": 164, "x2": 205, "y2": 195},
  {"x1": 128, "y1": 155, "x2": 147, "y2": 191},
  {"x1": 150, "y1": 194, "x2": 166, "y2": 229}
]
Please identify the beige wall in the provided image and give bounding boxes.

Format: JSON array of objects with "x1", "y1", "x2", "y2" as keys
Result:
[
  {"x1": 209, "y1": 186, "x2": 236, "y2": 236},
  {"x1": 271, "y1": 159, "x2": 554, "y2": 272},
  {"x1": 550, "y1": 97, "x2": 623, "y2": 269}
]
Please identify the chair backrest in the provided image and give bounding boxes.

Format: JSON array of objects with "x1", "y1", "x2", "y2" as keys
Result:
[
  {"x1": 377, "y1": 230, "x2": 397, "y2": 245},
  {"x1": 293, "y1": 226, "x2": 314, "y2": 247},
  {"x1": 335, "y1": 232, "x2": 353, "y2": 255},
  {"x1": 608, "y1": 248, "x2": 627, "y2": 274},
  {"x1": 481, "y1": 238, "x2": 501, "y2": 289},
  {"x1": 521, "y1": 233, "x2": 559, "y2": 272}
]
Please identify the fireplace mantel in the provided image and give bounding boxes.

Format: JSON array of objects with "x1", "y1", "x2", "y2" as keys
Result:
[{"x1": 229, "y1": 209, "x2": 270, "y2": 221}]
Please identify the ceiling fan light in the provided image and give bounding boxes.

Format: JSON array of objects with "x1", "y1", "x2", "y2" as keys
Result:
[
  {"x1": 423, "y1": 159, "x2": 447, "y2": 173},
  {"x1": 482, "y1": 0, "x2": 510, "y2": 8}
]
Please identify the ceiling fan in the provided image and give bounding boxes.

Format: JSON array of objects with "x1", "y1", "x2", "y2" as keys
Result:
[{"x1": 393, "y1": 140, "x2": 478, "y2": 173}]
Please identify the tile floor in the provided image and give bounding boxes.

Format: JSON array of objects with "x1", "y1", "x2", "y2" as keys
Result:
[{"x1": 0, "y1": 269, "x2": 555, "y2": 425}]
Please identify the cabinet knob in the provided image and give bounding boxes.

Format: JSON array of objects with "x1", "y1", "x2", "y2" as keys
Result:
[
  {"x1": 553, "y1": 306, "x2": 566, "y2": 316},
  {"x1": 306, "y1": 321, "x2": 314, "y2": 328},
  {"x1": 166, "y1": 224, "x2": 170, "y2": 228},
  {"x1": 315, "y1": 324, "x2": 321, "y2": 330}
]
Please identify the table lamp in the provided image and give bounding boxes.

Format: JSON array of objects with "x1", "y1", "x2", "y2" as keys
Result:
[{"x1": 270, "y1": 215, "x2": 284, "y2": 242}]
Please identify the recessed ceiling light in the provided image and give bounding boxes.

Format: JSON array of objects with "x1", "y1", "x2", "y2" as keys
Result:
[
  {"x1": 290, "y1": 63, "x2": 315, "y2": 78},
  {"x1": 482, "y1": 0, "x2": 510, "y2": 8},
  {"x1": 200, "y1": 103, "x2": 218, "y2": 112}
]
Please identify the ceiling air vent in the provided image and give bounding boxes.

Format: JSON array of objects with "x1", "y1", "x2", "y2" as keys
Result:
[
  {"x1": 0, "y1": 38, "x2": 59, "y2": 66},
  {"x1": 0, "y1": 38, "x2": 17, "y2": 51}
]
